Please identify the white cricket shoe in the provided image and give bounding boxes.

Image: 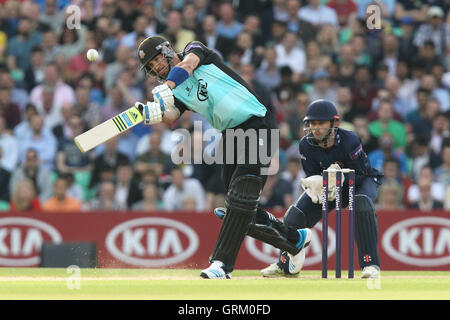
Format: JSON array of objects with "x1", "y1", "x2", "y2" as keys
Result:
[
  {"x1": 287, "y1": 228, "x2": 312, "y2": 274},
  {"x1": 260, "y1": 262, "x2": 285, "y2": 277},
  {"x1": 200, "y1": 261, "x2": 231, "y2": 279},
  {"x1": 361, "y1": 265, "x2": 380, "y2": 278}
]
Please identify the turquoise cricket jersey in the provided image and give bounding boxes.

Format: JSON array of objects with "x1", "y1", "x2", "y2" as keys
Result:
[{"x1": 172, "y1": 41, "x2": 268, "y2": 131}]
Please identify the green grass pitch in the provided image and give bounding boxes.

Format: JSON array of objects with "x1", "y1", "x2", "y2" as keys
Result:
[{"x1": 0, "y1": 268, "x2": 449, "y2": 300}]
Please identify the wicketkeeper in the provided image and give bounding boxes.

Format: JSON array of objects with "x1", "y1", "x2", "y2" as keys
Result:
[{"x1": 215, "y1": 99, "x2": 384, "y2": 278}]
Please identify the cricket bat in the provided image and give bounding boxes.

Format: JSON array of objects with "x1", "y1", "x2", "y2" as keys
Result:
[{"x1": 74, "y1": 106, "x2": 143, "y2": 152}]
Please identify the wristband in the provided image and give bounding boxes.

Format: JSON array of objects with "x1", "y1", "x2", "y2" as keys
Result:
[{"x1": 166, "y1": 66, "x2": 190, "y2": 87}]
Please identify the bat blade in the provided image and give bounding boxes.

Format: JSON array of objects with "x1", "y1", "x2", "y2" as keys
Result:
[{"x1": 74, "y1": 106, "x2": 143, "y2": 152}]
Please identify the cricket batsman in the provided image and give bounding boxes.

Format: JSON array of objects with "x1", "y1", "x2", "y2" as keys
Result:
[
  {"x1": 215, "y1": 99, "x2": 384, "y2": 278},
  {"x1": 135, "y1": 36, "x2": 311, "y2": 279}
]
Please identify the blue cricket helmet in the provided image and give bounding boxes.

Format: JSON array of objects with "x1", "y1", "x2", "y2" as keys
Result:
[
  {"x1": 303, "y1": 99, "x2": 340, "y2": 148},
  {"x1": 303, "y1": 99, "x2": 340, "y2": 123}
]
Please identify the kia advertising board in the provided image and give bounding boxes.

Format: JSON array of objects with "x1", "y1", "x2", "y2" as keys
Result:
[{"x1": 0, "y1": 210, "x2": 448, "y2": 270}]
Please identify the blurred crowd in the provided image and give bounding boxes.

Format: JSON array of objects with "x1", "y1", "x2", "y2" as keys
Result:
[{"x1": 0, "y1": 0, "x2": 449, "y2": 213}]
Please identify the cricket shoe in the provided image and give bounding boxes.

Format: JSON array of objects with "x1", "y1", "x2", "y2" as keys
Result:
[
  {"x1": 286, "y1": 228, "x2": 312, "y2": 274},
  {"x1": 261, "y1": 252, "x2": 298, "y2": 277},
  {"x1": 361, "y1": 265, "x2": 380, "y2": 279},
  {"x1": 200, "y1": 261, "x2": 231, "y2": 279}
]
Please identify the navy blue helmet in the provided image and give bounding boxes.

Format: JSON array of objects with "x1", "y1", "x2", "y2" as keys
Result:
[
  {"x1": 303, "y1": 99, "x2": 340, "y2": 123},
  {"x1": 303, "y1": 99, "x2": 340, "y2": 147}
]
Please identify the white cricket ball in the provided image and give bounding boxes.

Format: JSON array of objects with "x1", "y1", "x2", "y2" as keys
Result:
[{"x1": 86, "y1": 48, "x2": 99, "y2": 62}]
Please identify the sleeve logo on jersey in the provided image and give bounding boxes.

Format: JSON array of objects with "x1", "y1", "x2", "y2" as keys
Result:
[
  {"x1": 197, "y1": 79, "x2": 208, "y2": 101},
  {"x1": 184, "y1": 43, "x2": 202, "y2": 53},
  {"x1": 350, "y1": 144, "x2": 363, "y2": 160}
]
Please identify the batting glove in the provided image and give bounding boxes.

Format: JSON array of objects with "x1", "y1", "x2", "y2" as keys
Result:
[
  {"x1": 135, "y1": 101, "x2": 164, "y2": 125},
  {"x1": 152, "y1": 84, "x2": 174, "y2": 111}
]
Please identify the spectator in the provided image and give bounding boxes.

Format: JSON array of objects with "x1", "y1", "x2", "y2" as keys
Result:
[
  {"x1": 55, "y1": 114, "x2": 91, "y2": 175},
  {"x1": 420, "y1": 72, "x2": 450, "y2": 112},
  {"x1": 384, "y1": 156, "x2": 412, "y2": 198},
  {"x1": 9, "y1": 179, "x2": 41, "y2": 212},
  {"x1": 24, "y1": 46, "x2": 46, "y2": 92},
  {"x1": 113, "y1": 162, "x2": 138, "y2": 209},
  {"x1": 56, "y1": 23, "x2": 87, "y2": 62},
  {"x1": 120, "y1": 15, "x2": 153, "y2": 49},
  {"x1": 74, "y1": 85, "x2": 101, "y2": 130},
  {"x1": 89, "y1": 137, "x2": 130, "y2": 190},
  {"x1": 376, "y1": 178, "x2": 404, "y2": 210},
  {"x1": 298, "y1": 0, "x2": 339, "y2": 28},
  {"x1": 398, "y1": 17, "x2": 418, "y2": 63},
  {"x1": 29, "y1": 62, "x2": 77, "y2": 129},
  {"x1": 103, "y1": 45, "x2": 132, "y2": 91},
  {"x1": 255, "y1": 45, "x2": 282, "y2": 92},
  {"x1": 336, "y1": 86, "x2": 360, "y2": 124},
  {"x1": 281, "y1": 156, "x2": 305, "y2": 201},
  {"x1": 235, "y1": 31, "x2": 262, "y2": 67},
  {"x1": 352, "y1": 115, "x2": 379, "y2": 155},
  {"x1": 408, "y1": 136, "x2": 442, "y2": 180},
  {"x1": 116, "y1": 0, "x2": 141, "y2": 33},
  {"x1": 131, "y1": 183, "x2": 164, "y2": 211},
  {"x1": 316, "y1": 23, "x2": 340, "y2": 57},
  {"x1": 275, "y1": 31, "x2": 306, "y2": 83},
  {"x1": 0, "y1": 83, "x2": 21, "y2": 130},
  {"x1": 408, "y1": 165, "x2": 445, "y2": 206},
  {"x1": 9, "y1": 148, "x2": 53, "y2": 203},
  {"x1": 430, "y1": 112, "x2": 450, "y2": 157},
  {"x1": 6, "y1": 17, "x2": 42, "y2": 72},
  {"x1": 0, "y1": 115, "x2": 18, "y2": 201},
  {"x1": 182, "y1": 3, "x2": 201, "y2": 33},
  {"x1": 260, "y1": 170, "x2": 293, "y2": 210},
  {"x1": 0, "y1": 69, "x2": 28, "y2": 110},
  {"x1": 351, "y1": 64, "x2": 378, "y2": 114},
  {"x1": 394, "y1": 0, "x2": 429, "y2": 24},
  {"x1": 197, "y1": 14, "x2": 235, "y2": 59},
  {"x1": 18, "y1": 114, "x2": 57, "y2": 170},
  {"x1": 162, "y1": 10, "x2": 195, "y2": 53},
  {"x1": 38, "y1": 0, "x2": 66, "y2": 34},
  {"x1": 369, "y1": 132, "x2": 409, "y2": 175},
  {"x1": 368, "y1": 100, "x2": 407, "y2": 150},
  {"x1": 412, "y1": 98, "x2": 444, "y2": 141},
  {"x1": 286, "y1": 91, "x2": 309, "y2": 141},
  {"x1": 162, "y1": 167, "x2": 205, "y2": 212},
  {"x1": 328, "y1": 0, "x2": 357, "y2": 27},
  {"x1": 434, "y1": 141, "x2": 450, "y2": 207},
  {"x1": 309, "y1": 68, "x2": 338, "y2": 103},
  {"x1": 41, "y1": 29, "x2": 60, "y2": 64},
  {"x1": 84, "y1": 180, "x2": 126, "y2": 211},
  {"x1": 414, "y1": 6, "x2": 450, "y2": 56},
  {"x1": 408, "y1": 179, "x2": 444, "y2": 210},
  {"x1": 216, "y1": 2, "x2": 243, "y2": 40},
  {"x1": 42, "y1": 175, "x2": 82, "y2": 212},
  {"x1": 336, "y1": 44, "x2": 356, "y2": 87}
]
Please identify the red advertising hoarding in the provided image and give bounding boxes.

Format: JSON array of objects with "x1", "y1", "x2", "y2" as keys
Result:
[{"x1": 0, "y1": 210, "x2": 448, "y2": 271}]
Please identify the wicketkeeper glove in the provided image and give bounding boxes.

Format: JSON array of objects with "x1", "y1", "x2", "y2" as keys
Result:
[
  {"x1": 301, "y1": 175, "x2": 323, "y2": 204},
  {"x1": 152, "y1": 84, "x2": 174, "y2": 111},
  {"x1": 135, "y1": 101, "x2": 164, "y2": 125}
]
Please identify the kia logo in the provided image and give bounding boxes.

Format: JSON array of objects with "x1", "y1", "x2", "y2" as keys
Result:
[
  {"x1": 382, "y1": 217, "x2": 450, "y2": 267},
  {"x1": 245, "y1": 225, "x2": 336, "y2": 266},
  {"x1": 105, "y1": 218, "x2": 199, "y2": 267},
  {"x1": 0, "y1": 217, "x2": 62, "y2": 266}
]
